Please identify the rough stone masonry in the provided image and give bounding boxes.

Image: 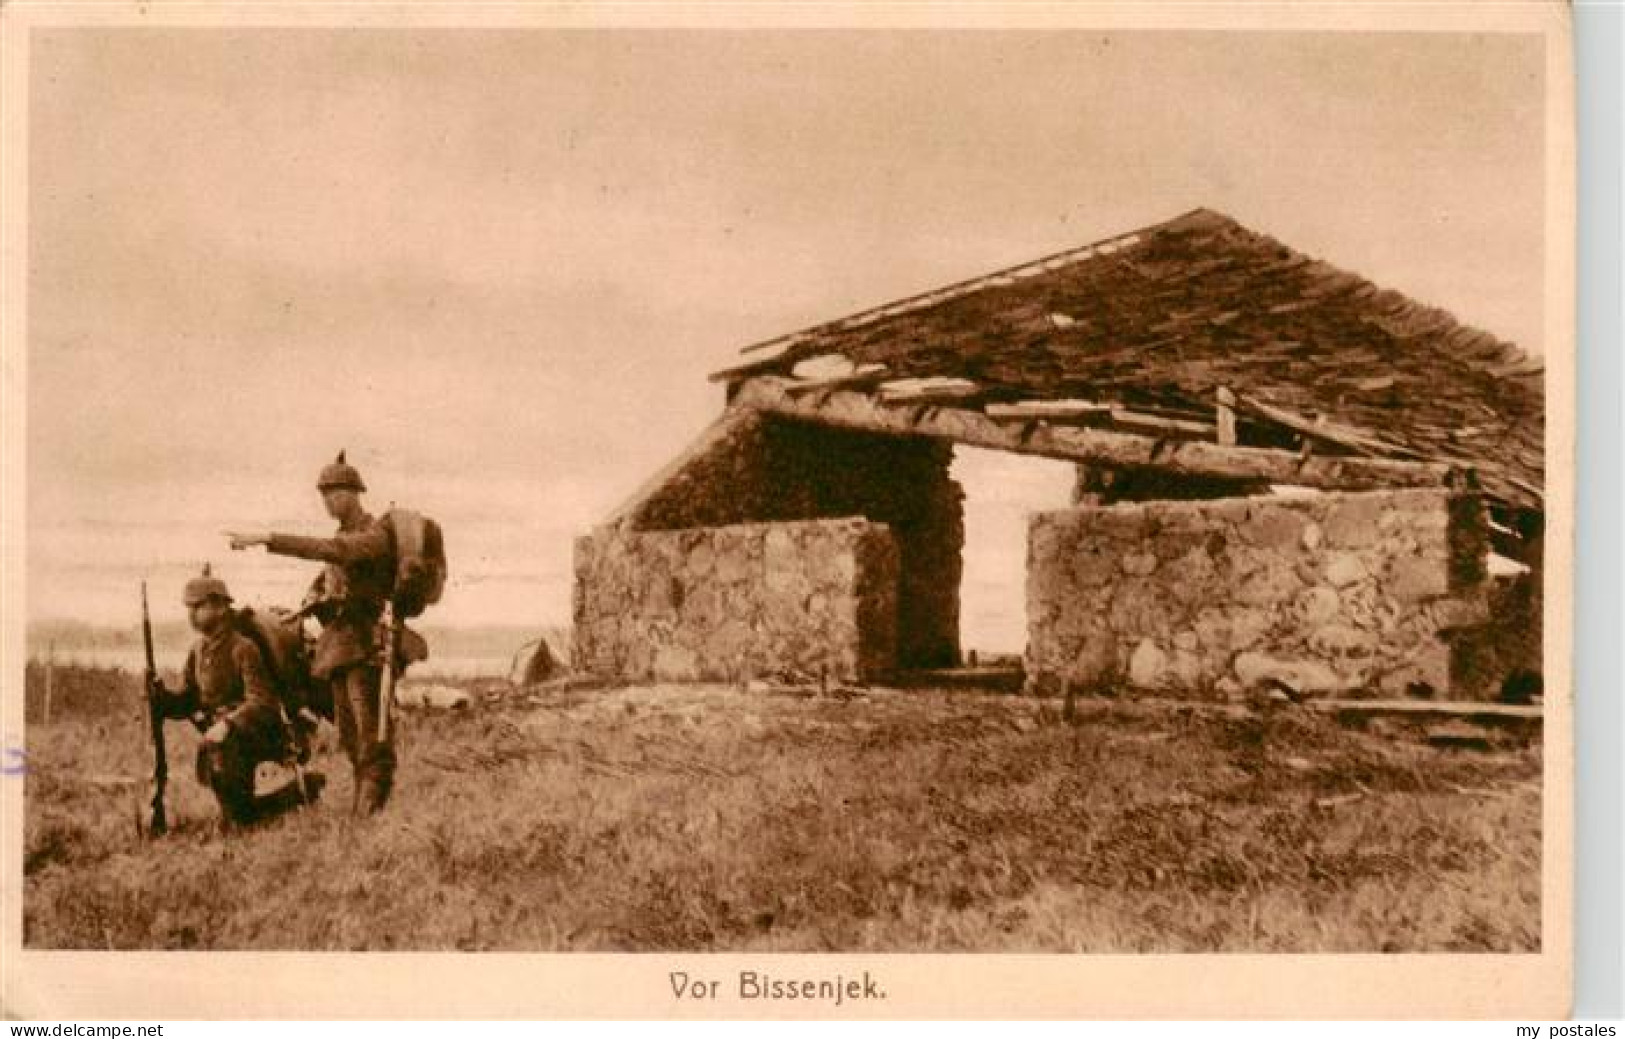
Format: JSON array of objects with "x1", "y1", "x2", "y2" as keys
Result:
[
  {"x1": 573, "y1": 517, "x2": 900, "y2": 684},
  {"x1": 1025, "y1": 488, "x2": 1501, "y2": 699},
  {"x1": 622, "y1": 412, "x2": 964, "y2": 669}
]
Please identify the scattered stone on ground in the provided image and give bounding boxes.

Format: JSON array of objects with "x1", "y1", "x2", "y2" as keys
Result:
[{"x1": 396, "y1": 684, "x2": 473, "y2": 710}]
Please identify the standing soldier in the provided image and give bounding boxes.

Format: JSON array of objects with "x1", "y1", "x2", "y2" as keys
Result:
[
  {"x1": 147, "y1": 564, "x2": 319, "y2": 829},
  {"x1": 228, "y1": 451, "x2": 397, "y2": 816}
]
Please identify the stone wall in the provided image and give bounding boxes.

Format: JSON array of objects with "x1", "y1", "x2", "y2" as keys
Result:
[
  {"x1": 625, "y1": 412, "x2": 963, "y2": 668},
  {"x1": 572, "y1": 517, "x2": 900, "y2": 684},
  {"x1": 1026, "y1": 488, "x2": 1497, "y2": 699}
]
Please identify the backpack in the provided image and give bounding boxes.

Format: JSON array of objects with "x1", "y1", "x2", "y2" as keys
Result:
[
  {"x1": 234, "y1": 606, "x2": 330, "y2": 721},
  {"x1": 382, "y1": 508, "x2": 447, "y2": 619}
]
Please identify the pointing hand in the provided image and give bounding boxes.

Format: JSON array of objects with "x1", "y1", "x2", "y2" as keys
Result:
[{"x1": 225, "y1": 529, "x2": 270, "y2": 551}]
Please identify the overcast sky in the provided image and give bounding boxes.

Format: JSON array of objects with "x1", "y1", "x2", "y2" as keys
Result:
[{"x1": 26, "y1": 29, "x2": 1544, "y2": 645}]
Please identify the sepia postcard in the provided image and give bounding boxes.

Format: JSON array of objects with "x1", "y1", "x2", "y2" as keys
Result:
[{"x1": 0, "y1": 0, "x2": 1575, "y2": 1020}]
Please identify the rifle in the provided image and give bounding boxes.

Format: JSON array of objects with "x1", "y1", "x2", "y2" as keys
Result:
[
  {"x1": 376, "y1": 600, "x2": 398, "y2": 745},
  {"x1": 141, "y1": 581, "x2": 168, "y2": 837}
]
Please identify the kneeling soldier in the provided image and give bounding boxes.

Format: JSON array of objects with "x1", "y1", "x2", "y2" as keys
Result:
[{"x1": 146, "y1": 565, "x2": 318, "y2": 829}]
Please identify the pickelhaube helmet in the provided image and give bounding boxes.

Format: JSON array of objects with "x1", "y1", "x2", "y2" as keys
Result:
[
  {"x1": 317, "y1": 449, "x2": 366, "y2": 492},
  {"x1": 183, "y1": 563, "x2": 232, "y2": 607}
]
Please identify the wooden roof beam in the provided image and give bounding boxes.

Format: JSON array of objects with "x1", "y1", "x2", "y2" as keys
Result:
[
  {"x1": 1236, "y1": 394, "x2": 1427, "y2": 461},
  {"x1": 1216, "y1": 386, "x2": 1237, "y2": 446},
  {"x1": 784, "y1": 365, "x2": 890, "y2": 397},
  {"x1": 985, "y1": 400, "x2": 1114, "y2": 420},
  {"x1": 733, "y1": 376, "x2": 1451, "y2": 492}
]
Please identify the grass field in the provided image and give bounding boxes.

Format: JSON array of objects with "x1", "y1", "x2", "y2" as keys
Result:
[{"x1": 21, "y1": 661, "x2": 1541, "y2": 952}]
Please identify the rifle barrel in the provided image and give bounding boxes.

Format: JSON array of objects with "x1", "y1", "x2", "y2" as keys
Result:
[
  {"x1": 141, "y1": 581, "x2": 167, "y2": 836},
  {"x1": 141, "y1": 582, "x2": 156, "y2": 676}
]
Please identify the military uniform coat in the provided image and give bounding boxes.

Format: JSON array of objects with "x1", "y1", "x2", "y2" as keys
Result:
[
  {"x1": 268, "y1": 512, "x2": 394, "y2": 679},
  {"x1": 158, "y1": 626, "x2": 283, "y2": 735}
]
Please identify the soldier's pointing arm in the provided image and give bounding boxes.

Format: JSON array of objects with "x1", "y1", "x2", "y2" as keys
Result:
[{"x1": 266, "y1": 524, "x2": 391, "y2": 566}]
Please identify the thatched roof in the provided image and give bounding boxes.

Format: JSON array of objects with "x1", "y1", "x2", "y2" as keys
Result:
[{"x1": 713, "y1": 208, "x2": 1543, "y2": 514}]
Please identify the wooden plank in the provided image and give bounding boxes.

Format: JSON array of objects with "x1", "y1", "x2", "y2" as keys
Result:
[
  {"x1": 892, "y1": 667, "x2": 1026, "y2": 693},
  {"x1": 986, "y1": 400, "x2": 1113, "y2": 420},
  {"x1": 1490, "y1": 525, "x2": 1538, "y2": 564},
  {"x1": 709, "y1": 354, "x2": 795, "y2": 384},
  {"x1": 1309, "y1": 699, "x2": 1542, "y2": 721},
  {"x1": 1216, "y1": 386, "x2": 1237, "y2": 446},
  {"x1": 1107, "y1": 406, "x2": 1216, "y2": 438},
  {"x1": 790, "y1": 353, "x2": 861, "y2": 380},
  {"x1": 783, "y1": 364, "x2": 889, "y2": 396},
  {"x1": 1237, "y1": 394, "x2": 1426, "y2": 460},
  {"x1": 734, "y1": 377, "x2": 1449, "y2": 491},
  {"x1": 877, "y1": 377, "x2": 981, "y2": 403}
]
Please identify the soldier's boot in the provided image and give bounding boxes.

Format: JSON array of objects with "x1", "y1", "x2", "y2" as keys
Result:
[
  {"x1": 354, "y1": 737, "x2": 396, "y2": 817},
  {"x1": 348, "y1": 764, "x2": 389, "y2": 817},
  {"x1": 200, "y1": 739, "x2": 257, "y2": 831},
  {"x1": 212, "y1": 780, "x2": 259, "y2": 830},
  {"x1": 357, "y1": 780, "x2": 387, "y2": 816},
  {"x1": 298, "y1": 769, "x2": 327, "y2": 804},
  {"x1": 356, "y1": 765, "x2": 393, "y2": 816}
]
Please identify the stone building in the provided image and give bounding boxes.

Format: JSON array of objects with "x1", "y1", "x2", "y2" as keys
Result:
[{"x1": 572, "y1": 209, "x2": 1544, "y2": 700}]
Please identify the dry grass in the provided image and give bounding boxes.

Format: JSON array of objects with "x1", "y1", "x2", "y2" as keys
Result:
[{"x1": 22, "y1": 663, "x2": 1541, "y2": 952}]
